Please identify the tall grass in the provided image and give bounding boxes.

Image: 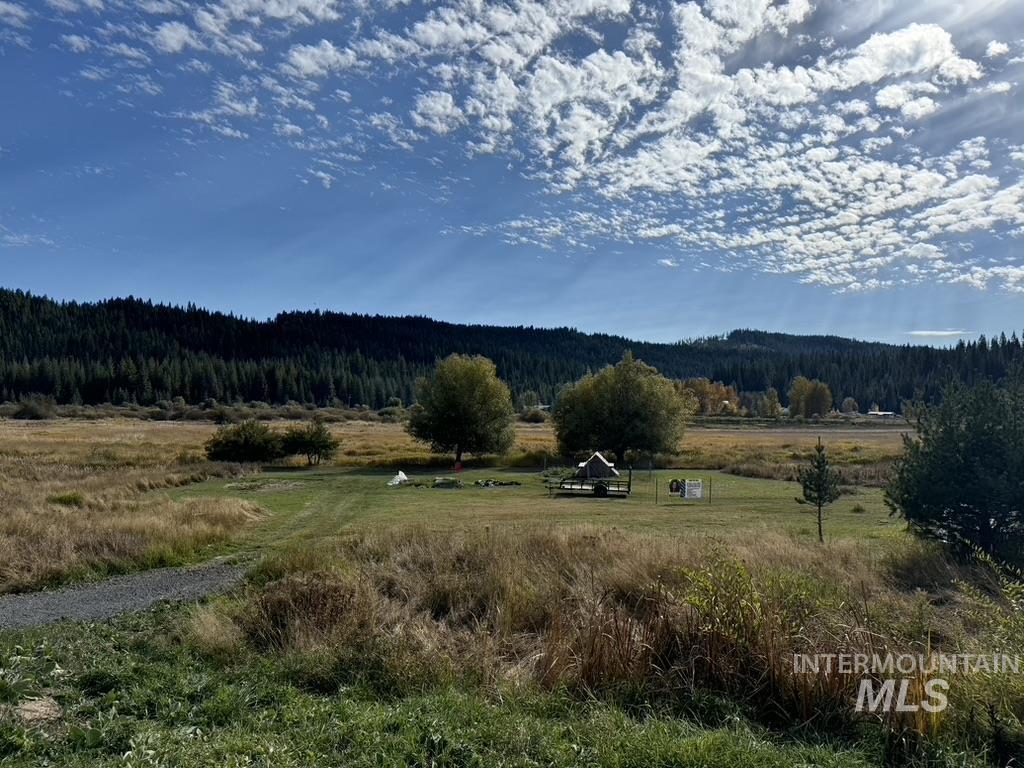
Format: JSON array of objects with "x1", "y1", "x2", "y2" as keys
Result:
[
  {"x1": 0, "y1": 420, "x2": 264, "y2": 592},
  {"x1": 191, "y1": 527, "x2": 1023, "y2": 762}
]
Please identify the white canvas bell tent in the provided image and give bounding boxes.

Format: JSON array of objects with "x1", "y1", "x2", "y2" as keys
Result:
[{"x1": 575, "y1": 451, "x2": 619, "y2": 479}]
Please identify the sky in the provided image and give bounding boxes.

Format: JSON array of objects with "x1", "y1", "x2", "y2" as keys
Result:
[{"x1": 1, "y1": 0, "x2": 1023, "y2": 345}]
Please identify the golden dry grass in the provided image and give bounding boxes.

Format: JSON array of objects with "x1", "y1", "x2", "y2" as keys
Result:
[
  {"x1": 192, "y1": 525, "x2": 1021, "y2": 745},
  {"x1": 675, "y1": 426, "x2": 905, "y2": 485},
  {"x1": 333, "y1": 420, "x2": 555, "y2": 466},
  {"x1": 331, "y1": 419, "x2": 905, "y2": 479},
  {"x1": 0, "y1": 419, "x2": 264, "y2": 592},
  {"x1": 0, "y1": 418, "x2": 906, "y2": 591}
]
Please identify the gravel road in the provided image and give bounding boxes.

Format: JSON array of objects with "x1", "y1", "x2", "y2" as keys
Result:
[{"x1": 0, "y1": 563, "x2": 246, "y2": 630}]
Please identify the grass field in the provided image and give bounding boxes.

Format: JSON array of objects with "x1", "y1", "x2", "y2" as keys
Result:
[
  {"x1": 1, "y1": 417, "x2": 1020, "y2": 767},
  {"x1": 172, "y1": 467, "x2": 900, "y2": 553}
]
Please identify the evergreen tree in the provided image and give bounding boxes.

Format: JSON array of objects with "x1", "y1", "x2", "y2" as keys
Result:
[
  {"x1": 886, "y1": 371, "x2": 1024, "y2": 563},
  {"x1": 797, "y1": 438, "x2": 842, "y2": 543}
]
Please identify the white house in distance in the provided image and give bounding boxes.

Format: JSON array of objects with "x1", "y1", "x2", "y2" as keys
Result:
[{"x1": 575, "y1": 451, "x2": 620, "y2": 479}]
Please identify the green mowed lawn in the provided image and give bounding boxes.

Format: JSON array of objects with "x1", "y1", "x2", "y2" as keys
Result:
[{"x1": 170, "y1": 467, "x2": 903, "y2": 556}]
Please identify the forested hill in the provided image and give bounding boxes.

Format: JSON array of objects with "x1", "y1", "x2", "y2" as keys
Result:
[{"x1": 0, "y1": 288, "x2": 1018, "y2": 410}]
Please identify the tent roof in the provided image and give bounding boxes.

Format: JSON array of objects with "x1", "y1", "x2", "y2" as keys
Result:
[
  {"x1": 577, "y1": 451, "x2": 615, "y2": 468},
  {"x1": 573, "y1": 450, "x2": 618, "y2": 475}
]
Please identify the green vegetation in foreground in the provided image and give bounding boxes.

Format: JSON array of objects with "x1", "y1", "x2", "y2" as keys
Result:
[
  {"x1": 170, "y1": 467, "x2": 901, "y2": 556},
  {"x1": 0, "y1": 608, "x2": 887, "y2": 767}
]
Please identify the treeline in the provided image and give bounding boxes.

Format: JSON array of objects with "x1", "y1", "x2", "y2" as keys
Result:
[{"x1": 1, "y1": 288, "x2": 1021, "y2": 410}]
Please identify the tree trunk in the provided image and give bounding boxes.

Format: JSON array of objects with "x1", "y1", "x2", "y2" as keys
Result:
[
  {"x1": 817, "y1": 502, "x2": 825, "y2": 544},
  {"x1": 455, "y1": 446, "x2": 463, "y2": 466}
]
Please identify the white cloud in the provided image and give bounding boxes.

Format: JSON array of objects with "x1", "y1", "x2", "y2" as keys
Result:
[
  {"x1": 907, "y1": 329, "x2": 969, "y2": 338},
  {"x1": 0, "y1": 1, "x2": 28, "y2": 28},
  {"x1": 62, "y1": 33, "x2": 92, "y2": 52},
  {"x1": 831, "y1": 23, "x2": 981, "y2": 88},
  {"x1": 985, "y1": 40, "x2": 1010, "y2": 58},
  {"x1": 106, "y1": 42, "x2": 151, "y2": 65},
  {"x1": 308, "y1": 168, "x2": 333, "y2": 188},
  {"x1": 900, "y1": 96, "x2": 937, "y2": 120},
  {"x1": 16, "y1": 0, "x2": 1024, "y2": 293},
  {"x1": 411, "y1": 91, "x2": 464, "y2": 134},
  {"x1": 275, "y1": 121, "x2": 303, "y2": 137},
  {"x1": 0, "y1": 225, "x2": 54, "y2": 248},
  {"x1": 153, "y1": 21, "x2": 199, "y2": 54},
  {"x1": 281, "y1": 39, "x2": 355, "y2": 79},
  {"x1": 973, "y1": 80, "x2": 1013, "y2": 95}
]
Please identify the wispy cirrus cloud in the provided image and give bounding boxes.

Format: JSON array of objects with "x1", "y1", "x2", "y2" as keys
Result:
[{"x1": 907, "y1": 329, "x2": 972, "y2": 338}]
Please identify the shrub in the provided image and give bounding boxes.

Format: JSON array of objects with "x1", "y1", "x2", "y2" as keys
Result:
[
  {"x1": 204, "y1": 420, "x2": 284, "y2": 463},
  {"x1": 281, "y1": 419, "x2": 340, "y2": 466},
  {"x1": 46, "y1": 491, "x2": 85, "y2": 507},
  {"x1": 12, "y1": 395, "x2": 56, "y2": 421},
  {"x1": 519, "y1": 407, "x2": 548, "y2": 423},
  {"x1": 377, "y1": 406, "x2": 407, "y2": 422}
]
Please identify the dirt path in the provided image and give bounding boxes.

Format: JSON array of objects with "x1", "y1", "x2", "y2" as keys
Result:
[{"x1": 0, "y1": 562, "x2": 245, "y2": 630}]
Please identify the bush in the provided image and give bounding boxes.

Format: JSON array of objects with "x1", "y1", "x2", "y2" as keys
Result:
[
  {"x1": 519, "y1": 407, "x2": 548, "y2": 423},
  {"x1": 12, "y1": 395, "x2": 56, "y2": 420},
  {"x1": 47, "y1": 491, "x2": 85, "y2": 507},
  {"x1": 377, "y1": 406, "x2": 407, "y2": 423},
  {"x1": 205, "y1": 420, "x2": 284, "y2": 463},
  {"x1": 281, "y1": 419, "x2": 340, "y2": 466}
]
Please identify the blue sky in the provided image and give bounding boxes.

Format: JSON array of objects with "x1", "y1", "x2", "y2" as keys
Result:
[{"x1": 1, "y1": 0, "x2": 1023, "y2": 344}]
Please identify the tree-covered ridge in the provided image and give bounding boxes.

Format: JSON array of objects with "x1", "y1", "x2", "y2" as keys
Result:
[{"x1": 0, "y1": 288, "x2": 1020, "y2": 409}]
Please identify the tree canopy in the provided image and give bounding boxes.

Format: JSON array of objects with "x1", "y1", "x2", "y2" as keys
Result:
[
  {"x1": 552, "y1": 352, "x2": 692, "y2": 463},
  {"x1": 3, "y1": 289, "x2": 1024, "y2": 411},
  {"x1": 788, "y1": 377, "x2": 834, "y2": 417},
  {"x1": 886, "y1": 370, "x2": 1024, "y2": 563},
  {"x1": 406, "y1": 354, "x2": 515, "y2": 463}
]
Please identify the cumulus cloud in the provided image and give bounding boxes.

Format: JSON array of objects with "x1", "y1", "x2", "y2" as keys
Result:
[
  {"x1": 153, "y1": 21, "x2": 198, "y2": 54},
  {"x1": 411, "y1": 91, "x2": 464, "y2": 134},
  {"x1": 985, "y1": 40, "x2": 1010, "y2": 58},
  {"x1": 281, "y1": 39, "x2": 354, "y2": 79}
]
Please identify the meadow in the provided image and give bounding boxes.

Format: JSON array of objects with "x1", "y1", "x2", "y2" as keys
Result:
[
  {"x1": 1, "y1": 416, "x2": 1021, "y2": 767},
  {"x1": 0, "y1": 420, "x2": 261, "y2": 593}
]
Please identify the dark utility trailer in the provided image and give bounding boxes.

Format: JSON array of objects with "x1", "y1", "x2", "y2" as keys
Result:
[{"x1": 553, "y1": 468, "x2": 632, "y2": 497}]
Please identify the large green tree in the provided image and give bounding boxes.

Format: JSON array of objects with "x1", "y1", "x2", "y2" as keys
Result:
[
  {"x1": 886, "y1": 370, "x2": 1024, "y2": 562},
  {"x1": 552, "y1": 352, "x2": 691, "y2": 464},
  {"x1": 407, "y1": 354, "x2": 515, "y2": 464},
  {"x1": 788, "y1": 376, "x2": 833, "y2": 417}
]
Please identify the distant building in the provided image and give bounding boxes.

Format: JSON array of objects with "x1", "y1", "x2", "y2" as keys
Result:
[
  {"x1": 866, "y1": 410, "x2": 896, "y2": 418},
  {"x1": 575, "y1": 451, "x2": 620, "y2": 479}
]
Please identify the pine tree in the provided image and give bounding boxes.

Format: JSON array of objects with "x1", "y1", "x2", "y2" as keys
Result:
[{"x1": 797, "y1": 438, "x2": 842, "y2": 543}]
